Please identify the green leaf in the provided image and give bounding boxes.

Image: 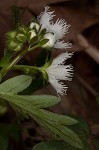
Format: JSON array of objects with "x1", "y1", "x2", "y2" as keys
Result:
[
  {"x1": 33, "y1": 140, "x2": 77, "y2": 150},
  {"x1": 11, "y1": 94, "x2": 60, "y2": 108},
  {"x1": 30, "y1": 36, "x2": 38, "y2": 46},
  {"x1": 0, "y1": 94, "x2": 60, "y2": 109},
  {"x1": 68, "y1": 116, "x2": 91, "y2": 150},
  {"x1": 38, "y1": 29, "x2": 46, "y2": 40},
  {"x1": 39, "y1": 39, "x2": 49, "y2": 46},
  {"x1": 0, "y1": 94, "x2": 78, "y2": 125},
  {"x1": 0, "y1": 93, "x2": 83, "y2": 148},
  {"x1": 0, "y1": 75, "x2": 32, "y2": 94},
  {"x1": 39, "y1": 109, "x2": 78, "y2": 125},
  {"x1": 43, "y1": 122, "x2": 83, "y2": 149}
]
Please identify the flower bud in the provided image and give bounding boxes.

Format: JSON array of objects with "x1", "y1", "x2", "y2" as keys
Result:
[
  {"x1": 16, "y1": 33, "x2": 26, "y2": 43},
  {"x1": 29, "y1": 30, "x2": 37, "y2": 40},
  {"x1": 30, "y1": 22, "x2": 40, "y2": 31},
  {"x1": 42, "y1": 33, "x2": 56, "y2": 48},
  {"x1": 8, "y1": 40, "x2": 22, "y2": 51},
  {"x1": 7, "y1": 31, "x2": 17, "y2": 39}
]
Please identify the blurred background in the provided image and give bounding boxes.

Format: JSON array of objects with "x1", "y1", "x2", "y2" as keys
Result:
[{"x1": 0, "y1": 0, "x2": 99, "y2": 149}]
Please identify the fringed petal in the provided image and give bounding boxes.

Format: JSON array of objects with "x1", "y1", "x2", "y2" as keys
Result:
[
  {"x1": 51, "y1": 19, "x2": 70, "y2": 40},
  {"x1": 54, "y1": 41, "x2": 72, "y2": 49},
  {"x1": 37, "y1": 6, "x2": 55, "y2": 32},
  {"x1": 46, "y1": 52, "x2": 73, "y2": 96},
  {"x1": 48, "y1": 74, "x2": 68, "y2": 96},
  {"x1": 52, "y1": 52, "x2": 73, "y2": 66}
]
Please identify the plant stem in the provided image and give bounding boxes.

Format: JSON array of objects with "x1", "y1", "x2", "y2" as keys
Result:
[
  {"x1": 0, "y1": 49, "x2": 28, "y2": 79},
  {"x1": 13, "y1": 65, "x2": 41, "y2": 73},
  {"x1": 0, "y1": 44, "x2": 40, "y2": 81}
]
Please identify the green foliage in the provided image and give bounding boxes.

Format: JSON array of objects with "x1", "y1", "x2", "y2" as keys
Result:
[
  {"x1": 68, "y1": 116, "x2": 91, "y2": 150},
  {"x1": 0, "y1": 5, "x2": 94, "y2": 150},
  {"x1": 0, "y1": 93, "x2": 83, "y2": 149},
  {"x1": 0, "y1": 124, "x2": 20, "y2": 150},
  {"x1": 39, "y1": 39, "x2": 49, "y2": 47},
  {"x1": 38, "y1": 29, "x2": 46, "y2": 40},
  {"x1": 33, "y1": 116, "x2": 92, "y2": 150},
  {"x1": 0, "y1": 75, "x2": 32, "y2": 94},
  {"x1": 0, "y1": 75, "x2": 83, "y2": 149},
  {"x1": 30, "y1": 36, "x2": 38, "y2": 47}
]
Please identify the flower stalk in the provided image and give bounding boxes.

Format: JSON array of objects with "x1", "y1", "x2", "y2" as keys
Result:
[
  {"x1": 0, "y1": 49, "x2": 27, "y2": 79},
  {"x1": 0, "y1": 44, "x2": 39, "y2": 80}
]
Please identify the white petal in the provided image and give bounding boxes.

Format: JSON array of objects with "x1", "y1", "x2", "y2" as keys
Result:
[
  {"x1": 46, "y1": 65, "x2": 73, "y2": 81},
  {"x1": 42, "y1": 33, "x2": 56, "y2": 48},
  {"x1": 54, "y1": 41, "x2": 72, "y2": 49},
  {"x1": 37, "y1": 6, "x2": 55, "y2": 32},
  {"x1": 29, "y1": 30, "x2": 36, "y2": 39},
  {"x1": 51, "y1": 19, "x2": 70, "y2": 40},
  {"x1": 30, "y1": 22, "x2": 40, "y2": 31},
  {"x1": 51, "y1": 52, "x2": 73, "y2": 66},
  {"x1": 48, "y1": 73, "x2": 67, "y2": 95},
  {"x1": 45, "y1": 52, "x2": 73, "y2": 95}
]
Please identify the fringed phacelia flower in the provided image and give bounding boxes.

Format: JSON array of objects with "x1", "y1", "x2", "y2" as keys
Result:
[
  {"x1": 45, "y1": 52, "x2": 73, "y2": 95},
  {"x1": 30, "y1": 6, "x2": 71, "y2": 49}
]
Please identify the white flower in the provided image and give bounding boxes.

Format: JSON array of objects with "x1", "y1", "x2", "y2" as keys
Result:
[
  {"x1": 46, "y1": 52, "x2": 73, "y2": 95},
  {"x1": 29, "y1": 29, "x2": 36, "y2": 40},
  {"x1": 42, "y1": 33, "x2": 56, "y2": 48},
  {"x1": 37, "y1": 6, "x2": 71, "y2": 49},
  {"x1": 30, "y1": 22, "x2": 40, "y2": 31}
]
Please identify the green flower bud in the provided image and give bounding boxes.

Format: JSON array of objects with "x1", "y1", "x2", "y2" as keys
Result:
[
  {"x1": 6, "y1": 31, "x2": 17, "y2": 39},
  {"x1": 18, "y1": 26, "x2": 28, "y2": 34},
  {"x1": 8, "y1": 40, "x2": 22, "y2": 51},
  {"x1": 16, "y1": 33, "x2": 26, "y2": 43}
]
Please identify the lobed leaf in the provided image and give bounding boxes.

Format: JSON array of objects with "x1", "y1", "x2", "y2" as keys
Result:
[{"x1": 0, "y1": 93, "x2": 83, "y2": 149}]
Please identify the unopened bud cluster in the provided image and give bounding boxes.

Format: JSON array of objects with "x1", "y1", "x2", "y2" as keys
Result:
[{"x1": 6, "y1": 20, "x2": 57, "y2": 52}]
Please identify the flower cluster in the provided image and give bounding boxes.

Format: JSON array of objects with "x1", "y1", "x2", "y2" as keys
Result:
[
  {"x1": 6, "y1": 6, "x2": 73, "y2": 96},
  {"x1": 30, "y1": 6, "x2": 71, "y2": 49},
  {"x1": 30, "y1": 7, "x2": 73, "y2": 96}
]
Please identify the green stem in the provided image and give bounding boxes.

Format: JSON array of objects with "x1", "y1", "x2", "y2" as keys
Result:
[
  {"x1": 0, "y1": 44, "x2": 39, "y2": 80},
  {"x1": 0, "y1": 49, "x2": 28, "y2": 79},
  {"x1": 13, "y1": 65, "x2": 41, "y2": 73},
  {"x1": 28, "y1": 45, "x2": 39, "y2": 51}
]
